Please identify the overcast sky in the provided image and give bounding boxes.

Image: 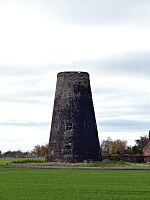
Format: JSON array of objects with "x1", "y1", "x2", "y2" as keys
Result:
[{"x1": 0, "y1": 0, "x2": 150, "y2": 152}]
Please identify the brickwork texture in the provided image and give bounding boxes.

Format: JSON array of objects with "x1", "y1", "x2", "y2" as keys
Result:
[{"x1": 48, "y1": 71, "x2": 101, "y2": 162}]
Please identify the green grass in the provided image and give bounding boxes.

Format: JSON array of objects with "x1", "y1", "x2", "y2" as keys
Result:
[
  {"x1": 1, "y1": 157, "x2": 150, "y2": 167},
  {"x1": 0, "y1": 169, "x2": 150, "y2": 200},
  {"x1": 0, "y1": 157, "x2": 45, "y2": 165},
  {"x1": 0, "y1": 157, "x2": 133, "y2": 167}
]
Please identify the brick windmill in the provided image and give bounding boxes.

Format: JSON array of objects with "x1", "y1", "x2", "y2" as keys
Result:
[{"x1": 48, "y1": 71, "x2": 101, "y2": 162}]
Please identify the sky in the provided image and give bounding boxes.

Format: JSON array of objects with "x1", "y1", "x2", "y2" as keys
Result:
[{"x1": 0, "y1": 0, "x2": 150, "y2": 152}]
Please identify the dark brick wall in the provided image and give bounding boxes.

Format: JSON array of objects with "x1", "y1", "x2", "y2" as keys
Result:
[{"x1": 48, "y1": 71, "x2": 101, "y2": 162}]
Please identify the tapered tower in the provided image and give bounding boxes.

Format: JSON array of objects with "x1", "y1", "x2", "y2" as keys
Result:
[{"x1": 48, "y1": 71, "x2": 101, "y2": 162}]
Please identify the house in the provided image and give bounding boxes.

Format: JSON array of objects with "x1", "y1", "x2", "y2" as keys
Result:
[{"x1": 143, "y1": 131, "x2": 150, "y2": 162}]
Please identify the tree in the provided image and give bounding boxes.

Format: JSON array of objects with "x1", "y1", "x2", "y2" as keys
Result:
[
  {"x1": 125, "y1": 145, "x2": 139, "y2": 155},
  {"x1": 135, "y1": 136, "x2": 149, "y2": 153},
  {"x1": 31, "y1": 145, "x2": 41, "y2": 157},
  {"x1": 40, "y1": 144, "x2": 48, "y2": 156},
  {"x1": 132, "y1": 145, "x2": 139, "y2": 154},
  {"x1": 3, "y1": 150, "x2": 25, "y2": 158},
  {"x1": 31, "y1": 144, "x2": 48, "y2": 157},
  {"x1": 109, "y1": 139, "x2": 127, "y2": 155},
  {"x1": 101, "y1": 137, "x2": 112, "y2": 155},
  {"x1": 15, "y1": 151, "x2": 25, "y2": 158},
  {"x1": 101, "y1": 137, "x2": 127, "y2": 155}
]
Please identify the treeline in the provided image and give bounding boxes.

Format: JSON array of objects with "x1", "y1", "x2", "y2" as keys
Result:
[
  {"x1": 0, "y1": 144, "x2": 49, "y2": 158},
  {"x1": 101, "y1": 135, "x2": 149, "y2": 156},
  {"x1": 0, "y1": 135, "x2": 149, "y2": 158}
]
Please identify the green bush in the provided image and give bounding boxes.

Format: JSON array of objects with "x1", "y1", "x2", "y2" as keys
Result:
[{"x1": 12, "y1": 158, "x2": 45, "y2": 164}]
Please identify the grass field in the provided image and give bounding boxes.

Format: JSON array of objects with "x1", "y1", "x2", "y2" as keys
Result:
[
  {"x1": 1, "y1": 157, "x2": 150, "y2": 167},
  {"x1": 0, "y1": 168, "x2": 150, "y2": 200},
  {"x1": 0, "y1": 157, "x2": 45, "y2": 166}
]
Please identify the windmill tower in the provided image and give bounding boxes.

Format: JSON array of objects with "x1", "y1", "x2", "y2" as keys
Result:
[{"x1": 48, "y1": 71, "x2": 101, "y2": 162}]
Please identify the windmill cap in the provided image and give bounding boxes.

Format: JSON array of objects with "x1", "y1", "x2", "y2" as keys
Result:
[{"x1": 57, "y1": 71, "x2": 89, "y2": 78}]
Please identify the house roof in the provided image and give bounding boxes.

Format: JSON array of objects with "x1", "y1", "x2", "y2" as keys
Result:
[{"x1": 143, "y1": 141, "x2": 150, "y2": 150}]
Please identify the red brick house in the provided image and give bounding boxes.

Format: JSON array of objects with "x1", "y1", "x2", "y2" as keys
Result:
[
  {"x1": 143, "y1": 142, "x2": 150, "y2": 155},
  {"x1": 143, "y1": 131, "x2": 150, "y2": 162}
]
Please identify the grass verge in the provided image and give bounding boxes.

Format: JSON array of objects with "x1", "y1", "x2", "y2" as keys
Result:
[{"x1": 1, "y1": 157, "x2": 150, "y2": 168}]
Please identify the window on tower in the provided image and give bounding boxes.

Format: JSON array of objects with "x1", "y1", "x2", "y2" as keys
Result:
[
  {"x1": 64, "y1": 144, "x2": 72, "y2": 155},
  {"x1": 65, "y1": 122, "x2": 73, "y2": 131}
]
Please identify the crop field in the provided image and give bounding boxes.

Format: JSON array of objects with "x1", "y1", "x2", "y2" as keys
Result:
[{"x1": 0, "y1": 168, "x2": 150, "y2": 200}]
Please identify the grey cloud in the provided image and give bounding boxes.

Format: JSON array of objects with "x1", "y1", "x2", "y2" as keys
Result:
[
  {"x1": 101, "y1": 51, "x2": 150, "y2": 77},
  {"x1": 0, "y1": 98, "x2": 49, "y2": 105},
  {"x1": 12, "y1": 89, "x2": 53, "y2": 98},
  {"x1": 0, "y1": 64, "x2": 76, "y2": 77},
  {"x1": 98, "y1": 118, "x2": 150, "y2": 132},
  {"x1": 0, "y1": 50, "x2": 150, "y2": 135},
  {"x1": 0, "y1": 121, "x2": 49, "y2": 127},
  {"x1": 94, "y1": 86, "x2": 150, "y2": 123},
  {"x1": 74, "y1": 51, "x2": 150, "y2": 78},
  {"x1": 1, "y1": 1, "x2": 150, "y2": 27},
  {"x1": 93, "y1": 85, "x2": 150, "y2": 106},
  {"x1": 98, "y1": 104, "x2": 150, "y2": 116},
  {"x1": 21, "y1": 0, "x2": 150, "y2": 27},
  {"x1": 1, "y1": 50, "x2": 150, "y2": 78},
  {"x1": 0, "y1": 89, "x2": 54, "y2": 105},
  {"x1": 0, "y1": 64, "x2": 61, "y2": 76}
]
